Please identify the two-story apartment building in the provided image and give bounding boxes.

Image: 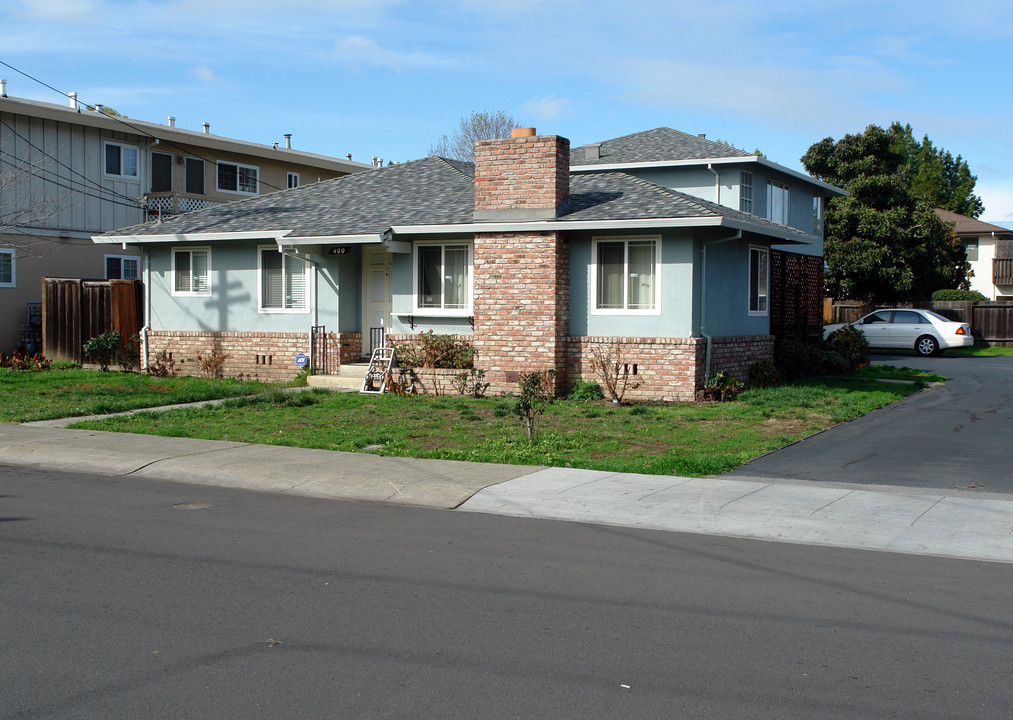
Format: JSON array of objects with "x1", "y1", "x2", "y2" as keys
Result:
[
  {"x1": 0, "y1": 84, "x2": 369, "y2": 351},
  {"x1": 934, "y1": 208, "x2": 1013, "y2": 300}
]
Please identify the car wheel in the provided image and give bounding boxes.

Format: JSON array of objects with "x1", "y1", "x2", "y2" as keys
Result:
[{"x1": 915, "y1": 335, "x2": 939, "y2": 356}]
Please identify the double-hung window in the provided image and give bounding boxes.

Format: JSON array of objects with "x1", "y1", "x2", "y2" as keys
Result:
[
  {"x1": 593, "y1": 236, "x2": 659, "y2": 313},
  {"x1": 260, "y1": 247, "x2": 308, "y2": 311},
  {"x1": 749, "y1": 246, "x2": 769, "y2": 315},
  {"x1": 767, "y1": 180, "x2": 789, "y2": 225},
  {"x1": 104, "y1": 142, "x2": 138, "y2": 178},
  {"x1": 0, "y1": 248, "x2": 15, "y2": 288},
  {"x1": 812, "y1": 196, "x2": 824, "y2": 235},
  {"x1": 740, "y1": 171, "x2": 753, "y2": 214},
  {"x1": 415, "y1": 242, "x2": 471, "y2": 312},
  {"x1": 172, "y1": 247, "x2": 210, "y2": 296},
  {"x1": 217, "y1": 161, "x2": 259, "y2": 195},
  {"x1": 185, "y1": 158, "x2": 206, "y2": 195},
  {"x1": 106, "y1": 255, "x2": 139, "y2": 280},
  {"x1": 287, "y1": 172, "x2": 300, "y2": 189}
]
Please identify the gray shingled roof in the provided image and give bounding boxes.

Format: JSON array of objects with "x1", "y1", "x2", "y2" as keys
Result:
[
  {"x1": 104, "y1": 151, "x2": 810, "y2": 242},
  {"x1": 570, "y1": 127, "x2": 753, "y2": 166}
]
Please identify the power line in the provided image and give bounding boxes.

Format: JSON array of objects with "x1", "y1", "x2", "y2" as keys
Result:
[
  {"x1": 0, "y1": 59, "x2": 291, "y2": 194},
  {"x1": 0, "y1": 155, "x2": 144, "y2": 211}
]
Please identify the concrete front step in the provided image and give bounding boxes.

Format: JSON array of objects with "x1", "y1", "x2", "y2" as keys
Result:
[{"x1": 306, "y1": 363, "x2": 371, "y2": 391}]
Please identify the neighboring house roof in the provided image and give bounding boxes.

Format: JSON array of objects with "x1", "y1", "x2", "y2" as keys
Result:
[
  {"x1": 98, "y1": 155, "x2": 815, "y2": 245},
  {"x1": 0, "y1": 94, "x2": 370, "y2": 174},
  {"x1": 934, "y1": 208, "x2": 1013, "y2": 238},
  {"x1": 570, "y1": 127, "x2": 752, "y2": 165}
]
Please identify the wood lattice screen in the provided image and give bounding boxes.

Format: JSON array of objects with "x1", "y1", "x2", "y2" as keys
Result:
[{"x1": 769, "y1": 250, "x2": 824, "y2": 343}]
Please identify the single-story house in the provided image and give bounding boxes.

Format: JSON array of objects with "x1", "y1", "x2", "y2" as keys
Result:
[{"x1": 95, "y1": 128, "x2": 843, "y2": 400}]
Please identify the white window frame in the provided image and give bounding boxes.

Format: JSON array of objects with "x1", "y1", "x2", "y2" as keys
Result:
[
  {"x1": 287, "y1": 172, "x2": 300, "y2": 189},
  {"x1": 170, "y1": 247, "x2": 211, "y2": 297},
  {"x1": 740, "y1": 171, "x2": 753, "y2": 214},
  {"x1": 749, "y1": 245, "x2": 769, "y2": 316},
  {"x1": 590, "y1": 235, "x2": 661, "y2": 316},
  {"x1": 767, "y1": 180, "x2": 790, "y2": 226},
  {"x1": 103, "y1": 141, "x2": 139, "y2": 178},
  {"x1": 258, "y1": 246, "x2": 311, "y2": 314},
  {"x1": 812, "y1": 195, "x2": 824, "y2": 235},
  {"x1": 217, "y1": 161, "x2": 259, "y2": 195},
  {"x1": 412, "y1": 240, "x2": 474, "y2": 316},
  {"x1": 105, "y1": 255, "x2": 140, "y2": 280},
  {"x1": 0, "y1": 248, "x2": 15, "y2": 288}
]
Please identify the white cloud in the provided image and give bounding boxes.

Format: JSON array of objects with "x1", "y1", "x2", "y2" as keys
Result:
[
  {"x1": 333, "y1": 35, "x2": 455, "y2": 71},
  {"x1": 191, "y1": 65, "x2": 220, "y2": 84},
  {"x1": 978, "y1": 182, "x2": 1013, "y2": 224},
  {"x1": 14, "y1": 0, "x2": 102, "y2": 23},
  {"x1": 522, "y1": 95, "x2": 571, "y2": 121}
]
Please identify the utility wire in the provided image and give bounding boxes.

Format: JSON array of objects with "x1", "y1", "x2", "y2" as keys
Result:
[
  {"x1": 0, "y1": 155, "x2": 144, "y2": 211},
  {"x1": 0, "y1": 59, "x2": 292, "y2": 194}
]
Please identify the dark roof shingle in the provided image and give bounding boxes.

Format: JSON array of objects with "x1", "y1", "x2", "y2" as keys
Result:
[{"x1": 570, "y1": 127, "x2": 753, "y2": 166}]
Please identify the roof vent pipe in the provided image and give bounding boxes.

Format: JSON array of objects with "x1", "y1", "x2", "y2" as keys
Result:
[
  {"x1": 583, "y1": 142, "x2": 601, "y2": 161},
  {"x1": 168, "y1": 115, "x2": 176, "y2": 127},
  {"x1": 346, "y1": 153, "x2": 352, "y2": 161},
  {"x1": 284, "y1": 133, "x2": 292, "y2": 149},
  {"x1": 69, "y1": 91, "x2": 78, "y2": 110},
  {"x1": 0, "y1": 79, "x2": 7, "y2": 98},
  {"x1": 698, "y1": 133, "x2": 706, "y2": 139},
  {"x1": 202, "y1": 122, "x2": 210, "y2": 134}
]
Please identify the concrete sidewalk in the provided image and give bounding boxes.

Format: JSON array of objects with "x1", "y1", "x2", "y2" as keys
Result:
[{"x1": 1, "y1": 423, "x2": 1011, "y2": 563}]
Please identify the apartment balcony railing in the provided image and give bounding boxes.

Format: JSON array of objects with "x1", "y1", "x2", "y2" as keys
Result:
[
  {"x1": 993, "y1": 257, "x2": 1013, "y2": 286},
  {"x1": 144, "y1": 192, "x2": 224, "y2": 221}
]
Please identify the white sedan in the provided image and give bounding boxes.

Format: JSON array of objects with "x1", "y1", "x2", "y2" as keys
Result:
[{"x1": 823, "y1": 308, "x2": 973, "y2": 356}]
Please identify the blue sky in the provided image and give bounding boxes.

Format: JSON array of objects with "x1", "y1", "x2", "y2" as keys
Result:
[{"x1": 3, "y1": 0, "x2": 1011, "y2": 221}]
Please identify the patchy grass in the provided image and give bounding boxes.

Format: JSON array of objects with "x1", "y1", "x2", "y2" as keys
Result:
[
  {"x1": 944, "y1": 345, "x2": 1013, "y2": 357},
  {"x1": 70, "y1": 370, "x2": 930, "y2": 476},
  {"x1": 848, "y1": 365, "x2": 946, "y2": 383},
  {"x1": 0, "y1": 368, "x2": 269, "y2": 422}
]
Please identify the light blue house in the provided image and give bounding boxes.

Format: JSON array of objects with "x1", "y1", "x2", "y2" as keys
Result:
[{"x1": 96, "y1": 127, "x2": 843, "y2": 399}]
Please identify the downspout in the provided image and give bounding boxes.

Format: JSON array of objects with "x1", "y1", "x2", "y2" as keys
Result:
[
  {"x1": 707, "y1": 163, "x2": 720, "y2": 206},
  {"x1": 700, "y1": 230, "x2": 741, "y2": 383}
]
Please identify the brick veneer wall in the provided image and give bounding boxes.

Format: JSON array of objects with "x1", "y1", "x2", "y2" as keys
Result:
[
  {"x1": 474, "y1": 135, "x2": 570, "y2": 215},
  {"x1": 147, "y1": 330, "x2": 360, "y2": 382},
  {"x1": 567, "y1": 334, "x2": 774, "y2": 402},
  {"x1": 473, "y1": 231, "x2": 569, "y2": 396}
]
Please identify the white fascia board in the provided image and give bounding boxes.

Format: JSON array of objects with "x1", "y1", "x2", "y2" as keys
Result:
[
  {"x1": 279, "y1": 234, "x2": 383, "y2": 246},
  {"x1": 92, "y1": 230, "x2": 293, "y2": 244},
  {"x1": 572, "y1": 155, "x2": 847, "y2": 197}
]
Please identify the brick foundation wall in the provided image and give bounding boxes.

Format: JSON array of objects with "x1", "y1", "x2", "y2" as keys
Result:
[
  {"x1": 567, "y1": 334, "x2": 774, "y2": 401},
  {"x1": 147, "y1": 330, "x2": 360, "y2": 382},
  {"x1": 473, "y1": 231, "x2": 569, "y2": 396}
]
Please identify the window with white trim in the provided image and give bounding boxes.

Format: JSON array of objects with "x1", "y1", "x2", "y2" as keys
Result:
[
  {"x1": 964, "y1": 238, "x2": 979, "y2": 262},
  {"x1": 104, "y1": 142, "x2": 138, "y2": 178},
  {"x1": 740, "y1": 171, "x2": 753, "y2": 214},
  {"x1": 0, "y1": 248, "x2": 15, "y2": 288},
  {"x1": 260, "y1": 247, "x2": 309, "y2": 311},
  {"x1": 217, "y1": 161, "x2": 259, "y2": 194},
  {"x1": 812, "y1": 195, "x2": 823, "y2": 235},
  {"x1": 593, "y1": 236, "x2": 659, "y2": 313},
  {"x1": 171, "y1": 247, "x2": 210, "y2": 296},
  {"x1": 415, "y1": 242, "x2": 472, "y2": 312},
  {"x1": 105, "y1": 255, "x2": 139, "y2": 280},
  {"x1": 287, "y1": 172, "x2": 300, "y2": 189},
  {"x1": 767, "y1": 180, "x2": 789, "y2": 225},
  {"x1": 749, "y1": 246, "x2": 769, "y2": 314}
]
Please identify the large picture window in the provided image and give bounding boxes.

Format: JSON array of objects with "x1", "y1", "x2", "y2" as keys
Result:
[
  {"x1": 218, "y1": 161, "x2": 259, "y2": 195},
  {"x1": 749, "y1": 246, "x2": 769, "y2": 314},
  {"x1": 104, "y1": 142, "x2": 138, "y2": 178},
  {"x1": 0, "y1": 248, "x2": 14, "y2": 288},
  {"x1": 767, "y1": 180, "x2": 789, "y2": 225},
  {"x1": 172, "y1": 247, "x2": 210, "y2": 296},
  {"x1": 593, "y1": 237, "x2": 658, "y2": 313},
  {"x1": 415, "y1": 243, "x2": 471, "y2": 312},
  {"x1": 260, "y1": 248, "x2": 308, "y2": 311}
]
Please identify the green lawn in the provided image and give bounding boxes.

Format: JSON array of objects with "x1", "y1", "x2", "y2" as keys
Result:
[
  {"x1": 0, "y1": 368, "x2": 269, "y2": 422},
  {"x1": 69, "y1": 372, "x2": 932, "y2": 476}
]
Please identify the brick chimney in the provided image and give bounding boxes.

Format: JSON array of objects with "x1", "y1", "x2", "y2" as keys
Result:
[
  {"x1": 474, "y1": 128, "x2": 570, "y2": 221},
  {"x1": 471, "y1": 129, "x2": 571, "y2": 396}
]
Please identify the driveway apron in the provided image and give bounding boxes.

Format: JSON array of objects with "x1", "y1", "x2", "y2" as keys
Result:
[{"x1": 728, "y1": 354, "x2": 1013, "y2": 493}]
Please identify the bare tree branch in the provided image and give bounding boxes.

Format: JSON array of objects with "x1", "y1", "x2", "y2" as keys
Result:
[{"x1": 428, "y1": 110, "x2": 519, "y2": 163}]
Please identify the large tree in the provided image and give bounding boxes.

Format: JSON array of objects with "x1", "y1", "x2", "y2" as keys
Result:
[
  {"x1": 428, "y1": 110, "x2": 518, "y2": 163},
  {"x1": 802, "y1": 124, "x2": 971, "y2": 302}
]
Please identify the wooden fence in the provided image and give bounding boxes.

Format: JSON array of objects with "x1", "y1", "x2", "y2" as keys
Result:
[
  {"x1": 42, "y1": 278, "x2": 143, "y2": 363},
  {"x1": 826, "y1": 299, "x2": 1013, "y2": 345}
]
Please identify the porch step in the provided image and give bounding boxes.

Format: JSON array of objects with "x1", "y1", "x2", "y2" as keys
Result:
[{"x1": 306, "y1": 363, "x2": 370, "y2": 390}]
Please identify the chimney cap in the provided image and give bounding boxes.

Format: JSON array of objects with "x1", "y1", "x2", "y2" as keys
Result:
[{"x1": 511, "y1": 127, "x2": 536, "y2": 137}]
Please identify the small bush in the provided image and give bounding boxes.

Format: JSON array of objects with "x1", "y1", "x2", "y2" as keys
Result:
[
  {"x1": 451, "y1": 368, "x2": 490, "y2": 397},
  {"x1": 699, "y1": 371, "x2": 745, "y2": 402},
  {"x1": 748, "y1": 360, "x2": 782, "y2": 388},
  {"x1": 931, "y1": 289, "x2": 988, "y2": 303},
  {"x1": 824, "y1": 324, "x2": 869, "y2": 369},
  {"x1": 513, "y1": 369, "x2": 556, "y2": 443},
  {"x1": 568, "y1": 380, "x2": 604, "y2": 402},
  {"x1": 147, "y1": 350, "x2": 178, "y2": 378},
  {"x1": 83, "y1": 331, "x2": 121, "y2": 372},
  {"x1": 195, "y1": 349, "x2": 230, "y2": 379},
  {"x1": 820, "y1": 350, "x2": 850, "y2": 374},
  {"x1": 0, "y1": 351, "x2": 51, "y2": 371},
  {"x1": 394, "y1": 331, "x2": 475, "y2": 369},
  {"x1": 773, "y1": 339, "x2": 825, "y2": 380}
]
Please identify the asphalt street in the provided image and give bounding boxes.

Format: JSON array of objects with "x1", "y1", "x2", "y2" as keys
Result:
[
  {"x1": 729, "y1": 353, "x2": 1013, "y2": 492},
  {"x1": 3, "y1": 464, "x2": 1011, "y2": 720}
]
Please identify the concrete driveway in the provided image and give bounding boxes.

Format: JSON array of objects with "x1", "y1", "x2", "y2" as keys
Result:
[{"x1": 728, "y1": 353, "x2": 1013, "y2": 493}]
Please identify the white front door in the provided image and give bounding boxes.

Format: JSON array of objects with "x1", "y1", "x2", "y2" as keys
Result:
[{"x1": 362, "y1": 246, "x2": 393, "y2": 357}]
